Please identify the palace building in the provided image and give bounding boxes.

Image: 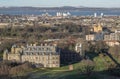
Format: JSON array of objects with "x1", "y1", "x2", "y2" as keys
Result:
[{"x1": 3, "y1": 43, "x2": 60, "y2": 68}]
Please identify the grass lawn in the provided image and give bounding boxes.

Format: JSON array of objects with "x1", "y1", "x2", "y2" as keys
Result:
[
  {"x1": 25, "y1": 63, "x2": 106, "y2": 79},
  {"x1": 27, "y1": 68, "x2": 99, "y2": 79},
  {"x1": 25, "y1": 55, "x2": 120, "y2": 79}
]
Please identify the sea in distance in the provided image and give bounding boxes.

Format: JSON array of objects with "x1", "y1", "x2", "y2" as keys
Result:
[{"x1": 0, "y1": 9, "x2": 120, "y2": 16}]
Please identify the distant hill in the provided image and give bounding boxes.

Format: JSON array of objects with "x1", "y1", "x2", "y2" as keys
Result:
[{"x1": 0, "y1": 6, "x2": 120, "y2": 11}]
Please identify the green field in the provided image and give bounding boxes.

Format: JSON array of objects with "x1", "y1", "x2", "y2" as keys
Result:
[
  {"x1": 25, "y1": 55, "x2": 120, "y2": 79},
  {"x1": 27, "y1": 66, "x2": 98, "y2": 79}
]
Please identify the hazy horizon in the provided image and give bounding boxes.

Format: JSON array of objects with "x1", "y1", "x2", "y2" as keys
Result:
[{"x1": 0, "y1": 0, "x2": 120, "y2": 8}]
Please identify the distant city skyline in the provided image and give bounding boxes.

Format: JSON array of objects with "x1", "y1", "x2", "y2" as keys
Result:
[{"x1": 0, "y1": 0, "x2": 120, "y2": 8}]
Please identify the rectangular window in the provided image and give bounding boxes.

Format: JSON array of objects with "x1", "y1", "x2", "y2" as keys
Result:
[{"x1": 36, "y1": 57, "x2": 38, "y2": 60}]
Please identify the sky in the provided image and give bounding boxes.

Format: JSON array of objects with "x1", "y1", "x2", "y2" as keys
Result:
[{"x1": 0, "y1": 0, "x2": 120, "y2": 8}]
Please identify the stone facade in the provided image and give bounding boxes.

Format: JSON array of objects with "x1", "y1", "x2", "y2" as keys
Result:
[
  {"x1": 105, "y1": 40, "x2": 120, "y2": 47},
  {"x1": 86, "y1": 34, "x2": 95, "y2": 41},
  {"x1": 104, "y1": 33, "x2": 120, "y2": 41},
  {"x1": 93, "y1": 24, "x2": 102, "y2": 33},
  {"x1": 3, "y1": 43, "x2": 60, "y2": 68},
  {"x1": 75, "y1": 43, "x2": 83, "y2": 55}
]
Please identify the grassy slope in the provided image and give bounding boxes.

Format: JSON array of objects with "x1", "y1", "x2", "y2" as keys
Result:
[
  {"x1": 25, "y1": 55, "x2": 120, "y2": 79},
  {"x1": 27, "y1": 69, "x2": 98, "y2": 79}
]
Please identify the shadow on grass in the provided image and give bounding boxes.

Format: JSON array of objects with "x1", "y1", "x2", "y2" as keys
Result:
[
  {"x1": 24, "y1": 67, "x2": 120, "y2": 79},
  {"x1": 103, "y1": 51, "x2": 120, "y2": 67},
  {"x1": 84, "y1": 51, "x2": 99, "y2": 60},
  {"x1": 0, "y1": 75, "x2": 29, "y2": 79}
]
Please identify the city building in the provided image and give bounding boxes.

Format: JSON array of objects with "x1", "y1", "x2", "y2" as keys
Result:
[
  {"x1": 100, "y1": 13, "x2": 104, "y2": 18},
  {"x1": 104, "y1": 34, "x2": 110, "y2": 41},
  {"x1": 104, "y1": 33, "x2": 120, "y2": 41},
  {"x1": 93, "y1": 24, "x2": 103, "y2": 33},
  {"x1": 115, "y1": 29, "x2": 120, "y2": 33},
  {"x1": 27, "y1": 16, "x2": 38, "y2": 21},
  {"x1": 94, "y1": 13, "x2": 97, "y2": 17},
  {"x1": 105, "y1": 40, "x2": 120, "y2": 47},
  {"x1": 86, "y1": 34, "x2": 95, "y2": 41},
  {"x1": 56, "y1": 12, "x2": 71, "y2": 17},
  {"x1": 75, "y1": 42, "x2": 84, "y2": 56},
  {"x1": 3, "y1": 43, "x2": 60, "y2": 68},
  {"x1": 95, "y1": 32, "x2": 104, "y2": 41},
  {"x1": 86, "y1": 33, "x2": 104, "y2": 41}
]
